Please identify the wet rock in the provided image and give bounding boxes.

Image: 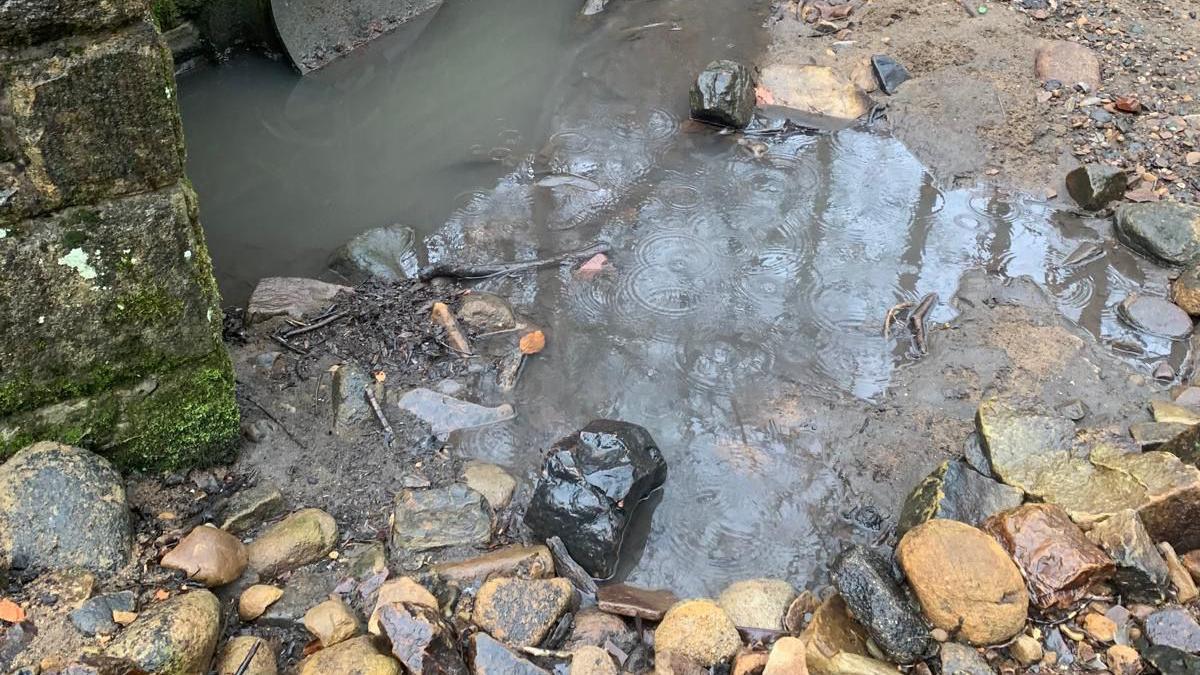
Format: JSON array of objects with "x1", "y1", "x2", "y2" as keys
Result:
[
  {"x1": 1066, "y1": 164, "x2": 1127, "y2": 211},
  {"x1": 472, "y1": 577, "x2": 574, "y2": 647},
  {"x1": 570, "y1": 646, "x2": 618, "y2": 675},
  {"x1": 564, "y1": 608, "x2": 637, "y2": 653},
  {"x1": 1143, "y1": 644, "x2": 1200, "y2": 673},
  {"x1": 216, "y1": 636, "x2": 277, "y2": 675},
  {"x1": 757, "y1": 64, "x2": 871, "y2": 120},
  {"x1": 896, "y1": 458, "x2": 1023, "y2": 535},
  {"x1": 390, "y1": 485, "x2": 492, "y2": 553},
  {"x1": 472, "y1": 633, "x2": 549, "y2": 675},
  {"x1": 1160, "y1": 542, "x2": 1199, "y2": 603},
  {"x1": 939, "y1": 643, "x2": 992, "y2": 675},
  {"x1": 331, "y1": 225, "x2": 418, "y2": 283},
  {"x1": 218, "y1": 484, "x2": 285, "y2": 534},
  {"x1": 298, "y1": 635, "x2": 400, "y2": 675},
  {"x1": 259, "y1": 569, "x2": 336, "y2": 628},
  {"x1": 238, "y1": 584, "x2": 284, "y2": 621},
  {"x1": 1146, "y1": 607, "x2": 1200, "y2": 653},
  {"x1": 463, "y1": 461, "x2": 517, "y2": 511},
  {"x1": 457, "y1": 293, "x2": 516, "y2": 333},
  {"x1": 69, "y1": 591, "x2": 137, "y2": 636},
  {"x1": 1114, "y1": 202, "x2": 1200, "y2": 266},
  {"x1": 831, "y1": 546, "x2": 931, "y2": 664},
  {"x1": 1010, "y1": 635, "x2": 1043, "y2": 666},
  {"x1": 896, "y1": 519, "x2": 1027, "y2": 645},
  {"x1": 304, "y1": 597, "x2": 360, "y2": 647},
  {"x1": 369, "y1": 577, "x2": 438, "y2": 634},
  {"x1": 717, "y1": 579, "x2": 796, "y2": 630},
  {"x1": 870, "y1": 55, "x2": 909, "y2": 95},
  {"x1": 797, "y1": 594, "x2": 870, "y2": 674},
  {"x1": 1106, "y1": 644, "x2": 1143, "y2": 675},
  {"x1": 1086, "y1": 510, "x2": 1169, "y2": 603},
  {"x1": 333, "y1": 363, "x2": 375, "y2": 434},
  {"x1": 1035, "y1": 41, "x2": 1101, "y2": 91},
  {"x1": 689, "y1": 59, "x2": 756, "y2": 128},
  {"x1": 984, "y1": 503, "x2": 1113, "y2": 609},
  {"x1": 1118, "y1": 295, "x2": 1193, "y2": 340},
  {"x1": 106, "y1": 590, "x2": 221, "y2": 675},
  {"x1": 430, "y1": 545, "x2": 553, "y2": 588},
  {"x1": 654, "y1": 600, "x2": 741, "y2": 668},
  {"x1": 1174, "y1": 265, "x2": 1200, "y2": 316},
  {"x1": 0, "y1": 442, "x2": 131, "y2": 573},
  {"x1": 247, "y1": 277, "x2": 350, "y2": 324},
  {"x1": 525, "y1": 420, "x2": 667, "y2": 578},
  {"x1": 762, "y1": 637, "x2": 806, "y2": 675},
  {"x1": 161, "y1": 525, "x2": 248, "y2": 587},
  {"x1": 597, "y1": 583, "x2": 678, "y2": 621},
  {"x1": 246, "y1": 508, "x2": 338, "y2": 577},
  {"x1": 975, "y1": 398, "x2": 1075, "y2": 493},
  {"x1": 398, "y1": 388, "x2": 516, "y2": 440},
  {"x1": 1130, "y1": 422, "x2": 1191, "y2": 450},
  {"x1": 378, "y1": 602, "x2": 468, "y2": 675}
]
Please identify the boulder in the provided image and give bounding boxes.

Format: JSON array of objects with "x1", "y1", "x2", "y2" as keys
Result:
[
  {"x1": 1114, "y1": 202, "x2": 1200, "y2": 266},
  {"x1": 160, "y1": 525, "x2": 248, "y2": 587},
  {"x1": 472, "y1": 633, "x2": 549, "y2": 675},
  {"x1": 238, "y1": 584, "x2": 284, "y2": 621},
  {"x1": 246, "y1": 508, "x2": 338, "y2": 577},
  {"x1": 106, "y1": 590, "x2": 222, "y2": 675},
  {"x1": 757, "y1": 64, "x2": 871, "y2": 120},
  {"x1": 570, "y1": 646, "x2": 618, "y2": 675},
  {"x1": 1146, "y1": 608, "x2": 1200, "y2": 654},
  {"x1": 1066, "y1": 164, "x2": 1127, "y2": 210},
  {"x1": 304, "y1": 597, "x2": 361, "y2": 647},
  {"x1": 797, "y1": 594, "x2": 870, "y2": 675},
  {"x1": 472, "y1": 577, "x2": 574, "y2": 647},
  {"x1": 524, "y1": 420, "x2": 667, "y2": 578},
  {"x1": 896, "y1": 519, "x2": 1027, "y2": 645},
  {"x1": 939, "y1": 643, "x2": 992, "y2": 675},
  {"x1": 654, "y1": 600, "x2": 742, "y2": 668},
  {"x1": 716, "y1": 579, "x2": 797, "y2": 630},
  {"x1": 1086, "y1": 510, "x2": 1169, "y2": 603},
  {"x1": 983, "y1": 503, "x2": 1114, "y2": 609},
  {"x1": 457, "y1": 293, "x2": 516, "y2": 333},
  {"x1": 430, "y1": 545, "x2": 553, "y2": 588},
  {"x1": 762, "y1": 637, "x2": 807, "y2": 675},
  {"x1": 1035, "y1": 41, "x2": 1101, "y2": 91},
  {"x1": 218, "y1": 483, "x2": 285, "y2": 534},
  {"x1": 463, "y1": 461, "x2": 517, "y2": 511},
  {"x1": 1174, "y1": 264, "x2": 1200, "y2": 316},
  {"x1": 216, "y1": 636, "x2": 277, "y2": 675},
  {"x1": 247, "y1": 277, "x2": 350, "y2": 324},
  {"x1": 0, "y1": 442, "x2": 132, "y2": 574},
  {"x1": 597, "y1": 583, "x2": 679, "y2": 621},
  {"x1": 69, "y1": 590, "x2": 137, "y2": 636},
  {"x1": 377, "y1": 602, "x2": 468, "y2": 675},
  {"x1": 831, "y1": 546, "x2": 931, "y2": 664},
  {"x1": 1118, "y1": 295, "x2": 1193, "y2": 340},
  {"x1": 896, "y1": 458, "x2": 1024, "y2": 535},
  {"x1": 331, "y1": 225, "x2": 418, "y2": 283},
  {"x1": 298, "y1": 635, "x2": 400, "y2": 675},
  {"x1": 689, "y1": 60, "x2": 757, "y2": 128},
  {"x1": 390, "y1": 485, "x2": 492, "y2": 553},
  {"x1": 397, "y1": 388, "x2": 515, "y2": 440},
  {"x1": 369, "y1": 577, "x2": 438, "y2": 634}
]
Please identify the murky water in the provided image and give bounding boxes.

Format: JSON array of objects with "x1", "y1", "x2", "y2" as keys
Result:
[{"x1": 182, "y1": 0, "x2": 1180, "y2": 596}]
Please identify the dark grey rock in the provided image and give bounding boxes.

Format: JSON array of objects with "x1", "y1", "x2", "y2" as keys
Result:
[
  {"x1": 1146, "y1": 608, "x2": 1200, "y2": 654},
  {"x1": 962, "y1": 432, "x2": 992, "y2": 477},
  {"x1": 272, "y1": 0, "x2": 440, "y2": 73},
  {"x1": 69, "y1": 591, "x2": 137, "y2": 636},
  {"x1": 379, "y1": 602, "x2": 469, "y2": 675},
  {"x1": 390, "y1": 485, "x2": 492, "y2": 553},
  {"x1": 333, "y1": 363, "x2": 374, "y2": 434},
  {"x1": 247, "y1": 277, "x2": 350, "y2": 324},
  {"x1": 831, "y1": 546, "x2": 931, "y2": 664},
  {"x1": 0, "y1": 442, "x2": 131, "y2": 573},
  {"x1": 0, "y1": 0, "x2": 147, "y2": 47},
  {"x1": 1056, "y1": 399, "x2": 1089, "y2": 421},
  {"x1": 524, "y1": 420, "x2": 667, "y2": 578},
  {"x1": 689, "y1": 60, "x2": 756, "y2": 128},
  {"x1": 896, "y1": 458, "x2": 1024, "y2": 535},
  {"x1": 1144, "y1": 644, "x2": 1200, "y2": 673},
  {"x1": 217, "y1": 483, "x2": 285, "y2": 534},
  {"x1": 871, "y1": 55, "x2": 910, "y2": 95},
  {"x1": 1117, "y1": 295, "x2": 1193, "y2": 340},
  {"x1": 1066, "y1": 164, "x2": 1126, "y2": 211},
  {"x1": 940, "y1": 642, "x2": 993, "y2": 675},
  {"x1": 1086, "y1": 510, "x2": 1169, "y2": 603},
  {"x1": 258, "y1": 569, "x2": 336, "y2": 628},
  {"x1": 331, "y1": 225, "x2": 418, "y2": 283},
  {"x1": 1115, "y1": 202, "x2": 1200, "y2": 266},
  {"x1": 470, "y1": 633, "x2": 549, "y2": 675}
]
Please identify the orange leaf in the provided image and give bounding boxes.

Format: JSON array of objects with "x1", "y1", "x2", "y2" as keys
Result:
[
  {"x1": 519, "y1": 330, "x2": 546, "y2": 355},
  {"x1": 0, "y1": 598, "x2": 25, "y2": 623},
  {"x1": 154, "y1": 589, "x2": 170, "y2": 601}
]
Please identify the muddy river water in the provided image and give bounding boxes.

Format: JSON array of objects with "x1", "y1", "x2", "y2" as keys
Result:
[{"x1": 181, "y1": 0, "x2": 1178, "y2": 595}]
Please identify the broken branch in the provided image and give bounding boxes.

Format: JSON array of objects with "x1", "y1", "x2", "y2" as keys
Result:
[{"x1": 431, "y1": 302, "x2": 472, "y2": 355}]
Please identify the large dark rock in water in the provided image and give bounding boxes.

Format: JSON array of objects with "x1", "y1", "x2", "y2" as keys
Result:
[
  {"x1": 831, "y1": 546, "x2": 931, "y2": 664},
  {"x1": 0, "y1": 442, "x2": 131, "y2": 573},
  {"x1": 1114, "y1": 202, "x2": 1200, "y2": 266},
  {"x1": 896, "y1": 458, "x2": 1024, "y2": 535},
  {"x1": 331, "y1": 225, "x2": 419, "y2": 283},
  {"x1": 689, "y1": 60, "x2": 756, "y2": 129},
  {"x1": 1066, "y1": 164, "x2": 1127, "y2": 211},
  {"x1": 1117, "y1": 295, "x2": 1193, "y2": 340},
  {"x1": 524, "y1": 420, "x2": 666, "y2": 578}
]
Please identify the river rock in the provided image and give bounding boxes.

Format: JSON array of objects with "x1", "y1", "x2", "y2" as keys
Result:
[
  {"x1": 1174, "y1": 265, "x2": 1200, "y2": 316},
  {"x1": 939, "y1": 642, "x2": 992, "y2": 675},
  {"x1": 1082, "y1": 612, "x2": 1118, "y2": 643},
  {"x1": 654, "y1": 600, "x2": 741, "y2": 668},
  {"x1": 1153, "y1": 400, "x2": 1200, "y2": 425},
  {"x1": 717, "y1": 579, "x2": 796, "y2": 630},
  {"x1": 762, "y1": 637, "x2": 807, "y2": 675},
  {"x1": 161, "y1": 525, "x2": 248, "y2": 587},
  {"x1": 824, "y1": 653, "x2": 897, "y2": 674},
  {"x1": 379, "y1": 603, "x2": 468, "y2": 675},
  {"x1": 896, "y1": 458, "x2": 1024, "y2": 535},
  {"x1": 463, "y1": 461, "x2": 517, "y2": 511},
  {"x1": 106, "y1": 590, "x2": 221, "y2": 675},
  {"x1": 984, "y1": 503, "x2": 1114, "y2": 609},
  {"x1": 218, "y1": 483, "x2": 285, "y2": 534},
  {"x1": 216, "y1": 636, "x2": 277, "y2": 675},
  {"x1": 564, "y1": 608, "x2": 637, "y2": 653},
  {"x1": 259, "y1": 569, "x2": 336, "y2": 628},
  {"x1": 331, "y1": 225, "x2": 418, "y2": 283},
  {"x1": 689, "y1": 60, "x2": 756, "y2": 128},
  {"x1": 369, "y1": 577, "x2": 438, "y2": 634},
  {"x1": 597, "y1": 583, "x2": 679, "y2": 621},
  {"x1": 390, "y1": 485, "x2": 492, "y2": 553},
  {"x1": 831, "y1": 546, "x2": 931, "y2": 664},
  {"x1": 1131, "y1": 421, "x2": 1191, "y2": 450},
  {"x1": 1086, "y1": 510, "x2": 1169, "y2": 603},
  {"x1": 570, "y1": 646, "x2": 618, "y2": 675},
  {"x1": 1146, "y1": 608, "x2": 1200, "y2": 653},
  {"x1": 1010, "y1": 634, "x2": 1043, "y2": 667},
  {"x1": 298, "y1": 634, "x2": 400, "y2": 675},
  {"x1": 1107, "y1": 644, "x2": 1143, "y2": 674},
  {"x1": 247, "y1": 508, "x2": 338, "y2": 577},
  {"x1": 798, "y1": 594, "x2": 870, "y2": 674},
  {"x1": 525, "y1": 420, "x2": 667, "y2": 578},
  {"x1": 247, "y1": 277, "x2": 350, "y2": 324},
  {"x1": 457, "y1": 293, "x2": 516, "y2": 333},
  {"x1": 1115, "y1": 202, "x2": 1200, "y2": 266},
  {"x1": 397, "y1": 388, "x2": 515, "y2": 439},
  {"x1": 430, "y1": 545, "x2": 553, "y2": 588},
  {"x1": 472, "y1": 633, "x2": 549, "y2": 675},
  {"x1": 1066, "y1": 164, "x2": 1127, "y2": 210},
  {"x1": 1161, "y1": 542, "x2": 1199, "y2": 602},
  {"x1": 0, "y1": 442, "x2": 132, "y2": 573},
  {"x1": 975, "y1": 398, "x2": 1075, "y2": 493},
  {"x1": 1185, "y1": 550, "x2": 1200, "y2": 583},
  {"x1": 239, "y1": 584, "x2": 284, "y2": 621},
  {"x1": 1118, "y1": 295, "x2": 1193, "y2": 340},
  {"x1": 733, "y1": 650, "x2": 769, "y2": 675},
  {"x1": 1035, "y1": 40, "x2": 1101, "y2": 90},
  {"x1": 304, "y1": 597, "x2": 360, "y2": 647},
  {"x1": 757, "y1": 64, "x2": 871, "y2": 120},
  {"x1": 896, "y1": 519, "x2": 1027, "y2": 645},
  {"x1": 1145, "y1": 644, "x2": 1200, "y2": 673},
  {"x1": 69, "y1": 590, "x2": 137, "y2": 636},
  {"x1": 1158, "y1": 422, "x2": 1200, "y2": 465},
  {"x1": 472, "y1": 577, "x2": 573, "y2": 647},
  {"x1": 333, "y1": 363, "x2": 375, "y2": 434}
]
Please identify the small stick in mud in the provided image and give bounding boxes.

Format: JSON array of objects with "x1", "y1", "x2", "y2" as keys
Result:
[
  {"x1": 234, "y1": 638, "x2": 261, "y2": 675},
  {"x1": 244, "y1": 395, "x2": 308, "y2": 449},
  {"x1": 430, "y1": 302, "x2": 472, "y2": 355},
  {"x1": 418, "y1": 242, "x2": 611, "y2": 281},
  {"x1": 270, "y1": 334, "x2": 309, "y2": 355},
  {"x1": 281, "y1": 310, "x2": 348, "y2": 339},
  {"x1": 908, "y1": 293, "x2": 938, "y2": 356},
  {"x1": 364, "y1": 386, "x2": 394, "y2": 446},
  {"x1": 882, "y1": 301, "x2": 913, "y2": 338}
]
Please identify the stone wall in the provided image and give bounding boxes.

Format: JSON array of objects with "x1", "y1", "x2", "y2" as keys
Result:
[{"x1": 0, "y1": 0, "x2": 239, "y2": 470}]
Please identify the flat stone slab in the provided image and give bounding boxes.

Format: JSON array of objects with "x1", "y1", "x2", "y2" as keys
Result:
[{"x1": 272, "y1": 0, "x2": 441, "y2": 74}]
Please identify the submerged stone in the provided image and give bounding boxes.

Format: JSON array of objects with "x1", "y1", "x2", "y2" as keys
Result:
[
  {"x1": 1117, "y1": 295, "x2": 1193, "y2": 340},
  {"x1": 331, "y1": 224, "x2": 418, "y2": 283},
  {"x1": 896, "y1": 458, "x2": 1024, "y2": 535},
  {"x1": 1066, "y1": 164, "x2": 1127, "y2": 211},
  {"x1": 870, "y1": 55, "x2": 910, "y2": 94},
  {"x1": 397, "y1": 388, "x2": 515, "y2": 440},
  {"x1": 689, "y1": 60, "x2": 756, "y2": 128},
  {"x1": 831, "y1": 546, "x2": 931, "y2": 664},
  {"x1": 716, "y1": 579, "x2": 796, "y2": 631},
  {"x1": 1086, "y1": 510, "x2": 1169, "y2": 603},
  {"x1": 524, "y1": 420, "x2": 667, "y2": 578},
  {"x1": 390, "y1": 485, "x2": 492, "y2": 553},
  {"x1": 1114, "y1": 202, "x2": 1200, "y2": 266}
]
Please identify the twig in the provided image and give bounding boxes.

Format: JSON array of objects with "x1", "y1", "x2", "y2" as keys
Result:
[
  {"x1": 365, "y1": 386, "x2": 394, "y2": 446},
  {"x1": 908, "y1": 293, "x2": 938, "y2": 356},
  {"x1": 244, "y1": 395, "x2": 307, "y2": 450},
  {"x1": 418, "y1": 242, "x2": 611, "y2": 281},
  {"x1": 476, "y1": 327, "x2": 522, "y2": 339},
  {"x1": 271, "y1": 334, "x2": 309, "y2": 355},
  {"x1": 958, "y1": 0, "x2": 978, "y2": 16},
  {"x1": 882, "y1": 301, "x2": 913, "y2": 338},
  {"x1": 282, "y1": 311, "x2": 348, "y2": 339},
  {"x1": 547, "y1": 536, "x2": 599, "y2": 595},
  {"x1": 431, "y1": 302, "x2": 472, "y2": 355},
  {"x1": 519, "y1": 646, "x2": 573, "y2": 659},
  {"x1": 234, "y1": 639, "x2": 261, "y2": 675}
]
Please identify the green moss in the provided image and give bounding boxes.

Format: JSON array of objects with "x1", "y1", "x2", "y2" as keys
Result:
[
  {"x1": 61, "y1": 230, "x2": 88, "y2": 249},
  {"x1": 114, "y1": 287, "x2": 186, "y2": 324},
  {"x1": 151, "y1": 0, "x2": 183, "y2": 30}
]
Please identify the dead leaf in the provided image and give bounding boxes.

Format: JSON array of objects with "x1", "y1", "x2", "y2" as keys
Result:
[
  {"x1": 0, "y1": 599, "x2": 25, "y2": 623},
  {"x1": 519, "y1": 330, "x2": 546, "y2": 355},
  {"x1": 153, "y1": 589, "x2": 170, "y2": 601},
  {"x1": 374, "y1": 371, "x2": 387, "y2": 383}
]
